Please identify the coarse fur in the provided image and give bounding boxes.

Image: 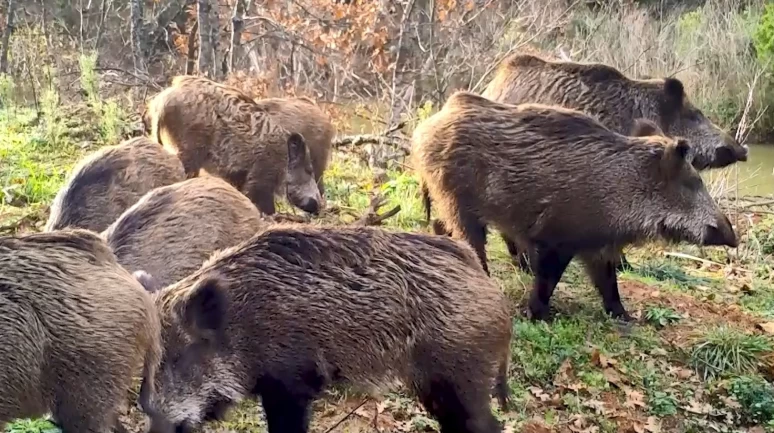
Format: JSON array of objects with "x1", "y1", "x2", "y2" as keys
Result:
[
  {"x1": 412, "y1": 91, "x2": 738, "y2": 321},
  {"x1": 0, "y1": 229, "x2": 161, "y2": 433},
  {"x1": 45, "y1": 137, "x2": 186, "y2": 233},
  {"x1": 252, "y1": 97, "x2": 336, "y2": 197},
  {"x1": 482, "y1": 53, "x2": 748, "y2": 171},
  {"x1": 421, "y1": 116, "x2": 671, "y2": 272},
  {"x1": 144, "y1": 75, "x2": 322, "y2": 215},
  {"x1": 103, "y1": 176, "x2": 267, "y2": 288},
  {"x1": 140, "y1": 224, "x2": 512, "y2": 433}
]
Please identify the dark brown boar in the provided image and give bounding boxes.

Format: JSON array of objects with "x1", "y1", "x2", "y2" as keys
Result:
[
  {"x1": 412, "y1": 91, "x2": 738, "y2": 321},
  {"x1": 0, "y1": 229, "x2": 161, "y2": 433},
  {"x1": 139, "y1": 224, "x2": 512, "y2": 433},
  {"x1": 481, "y1": 53, "x2": 748, "y2": 170},
  {"x1": 145, "y1": 75, "x2": 322, "y2": 216},
  {"x1": 45, "y1": 136, "x2": 186, "y2": 233},
  {"x1": 252, "y1": 96, "x2": 336, "y2": 197},
  {"x1": 102, "y1": 175, "x2": 266, "y2": 288}
]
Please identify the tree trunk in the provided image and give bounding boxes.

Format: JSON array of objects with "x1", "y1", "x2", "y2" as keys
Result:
[
  {"x1": 186, "y1": 20, "x2": 198, "y2": 75},
  {"x1": 0, "y1": 0, "x2": 15, "y2": 74},
  {"x1": 130, "y1": 0, "x2": 144, "y2": 70},
  {"x1": 227, "y1": 0, "x2": 250, "y2": 74},
  {"x1": 196, "y1": 0, "x2": 217, "y2": 77}
]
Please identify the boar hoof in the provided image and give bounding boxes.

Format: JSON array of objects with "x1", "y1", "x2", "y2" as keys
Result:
[
  {"x1": 606, "y1": 307, "x2": 633, "y2": 322},
  {"x1": 527, "y1": 301, "x2": 551, "y2": 322}
]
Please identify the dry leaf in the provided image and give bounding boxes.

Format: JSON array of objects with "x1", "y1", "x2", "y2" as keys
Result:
[
  {"x1": 624, "y1": 389, "x2": 646, "y2": 409},
  {"x1": 757, "y1": 322, "x2": 774, "y2": 335},
  {"x1": 683, "y1": 399, "x2": 714, "y2": 415},
  {"x1": 521, "y1": 419, "x2": 553, "y2": 433},
  {"x1": 554, "y1": 358, "x2": 575, "y2": 384},
  {"x1": 528, "y1": 386, "x2": 552, "y2": 402},
  {"x1": 591, "y1": 348, "x2": 615, "y2": 368},
  {"x1": 675, "y1": 367, "x2": 694, "y2": 380},
  {"x1": 603, "y1": 368, "x2": 623, "y2": 387},
  {"x1": 645, "y1": 416, "x2": 661, "y2": 433},
  {"x1": 720, "y1": 395, "x2": 742, "y2": 410},
  {"x1": 582, "y1": 399, "x2": 607, "y2": 415}
]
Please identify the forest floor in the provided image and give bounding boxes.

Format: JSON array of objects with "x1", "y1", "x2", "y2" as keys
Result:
[{"x1": 2, "y1": 104, "x2": 774, "y2": 433}]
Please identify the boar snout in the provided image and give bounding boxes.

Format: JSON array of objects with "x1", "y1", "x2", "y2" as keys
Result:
[
  {"x1": 702, "y1": 214, "x2": 738, "y2": 248},
  {"x1": 298, "y1": 197, "x2": 321, "y2": 215}
]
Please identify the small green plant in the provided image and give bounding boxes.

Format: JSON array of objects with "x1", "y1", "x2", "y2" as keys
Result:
[
  {"x1": 648, "y1": 390, "x2": 679, "y2": 417},
  {"x1": 39, "y1": 88, "x2": 65, "y2": 146},
  {"x1": 644, "y1": 307, "x2": 682, "y2": 328},
  {"x1": 690, "y1": 326, "x2": 773, "y2": 380},
  {"x1": 79, "y1": 52, "x2": 100, "y2": 107},
  {"x1": 99, "y1": 99, "x2": 125, "y2": 143},
  {"x1": 727, "y1": 375, "x2": 774, "y2": 425},
  {"x1": 635, "y1": 259, "x2": 710, "y2": 288},
  {"x1": 4, "y1": 418, "x2": 61, "y2": 433},
  {"x1": 753, "y1": 3, "x2": 774, "y2": 68}
]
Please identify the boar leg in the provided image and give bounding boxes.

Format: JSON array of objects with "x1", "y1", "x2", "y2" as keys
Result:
[
  {"x1": 527, "y1": 246, "x2": 574, "y2": 321},
  {"x1": 258, "y1": 371, "x2": 321, "y2": 433},
  {"x1": 453, "y1": 213, "x2": 489, "y2": 275},
  {"x1": 412, "y1": 349, "x2": 502, "y2": 433},
  {"x1": 581, "y1": 254, "x2": 632, "y2": 321},
  {"x1": 243, "y1": 178, "x2": 277, "y2": 215},
  {"x1": 501, "y1": 234, "x2": 533, "y2": 273}
]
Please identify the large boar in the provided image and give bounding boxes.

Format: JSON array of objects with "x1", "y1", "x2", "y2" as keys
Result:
[
  {"x1": 413, "y1": 91, "x2": 738, "y2": 321},
  {"x1": 145, "y1": 75, "x2": 322, "y2": 216},
  {"x1": 252, "y1": 96, "x2": 336, "y2": 197},
  {"x1": 45, "y1": 136, "x2": 186, "y2": 233},
  {"x1": 139, "y1": 225, "x2": 512, "y2": 433},
  {"x1": 102, "y1": 176, "x2": 266, "y2": 288},
  {"x1": 482, "y1": 53, "x2": 749, "y2": 170},
  {"x1": 0, "y1": 229, "x2": 161, "y2": 432}
]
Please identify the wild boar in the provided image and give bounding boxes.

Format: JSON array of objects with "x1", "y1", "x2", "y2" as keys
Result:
[
  {"x1": 481, "y1": 53, "x2": 748, "y2": 170},
  {"x1": 139, "y1": 224, "x2": 512, "y2": 433},
  {"x1": 0, "y1": 229, "x2": 161, "y2": 433},
  {"x1": 145, "y1": 75, "x2": 322, "y2": 216},
  {"x1": 412, "y1": 91, "x2": 738, "y2": 321},
  {"x1": 252, "y1": 96, "x2": 336, "y2": 197},
  {"x1": 45, "y1": 136, "x2": 186, "y2": 233},
  {"x1": 103, "y1": 176, "x2": 266, "y2": 288}
]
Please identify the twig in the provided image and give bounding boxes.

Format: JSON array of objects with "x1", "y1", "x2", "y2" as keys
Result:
[
  {"x1": 355, "y1": 194, "x2": 401, "y2": 226},
  {"x1": 738, "y1": 199, "x2": 774, "y2": 209},
  {"x1": 323, "y1": 398, "x2": 370, "y2": 433},
  {"x1": 663, "y1": 252, "x2": 751, "y2": 273},
  {"x1": 388, "y1": 0, "x2": 417, "y2": 125}
]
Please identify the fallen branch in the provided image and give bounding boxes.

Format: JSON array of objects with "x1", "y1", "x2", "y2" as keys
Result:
[
  {"x1": 663, "y1": 251, "x2": 752, "y2": 273},
  {"x1": 333, "y1": 134, "x2": 410, "y2": 152},
  {"x1": 738, "y1": 199, "x2": 774, "y2": 209},
  {"x1": 355, "y1": 193, "x2": 401, "y2": 226},
  {"x1": 333, "y1": 121, "x2": 410, "y2": 153}
]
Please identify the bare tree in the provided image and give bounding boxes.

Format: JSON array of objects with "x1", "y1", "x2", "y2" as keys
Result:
[
  {"x1": 186, "y1": 20, "x2": 198, "y2": 75},
  {"x1": 197, "y1": 0, "x2": 217, "y2": 77},
  {"x1": 228, "y1": 0, "x2": 252, "y2": 74},
  {"x1": 130, "y1": 0, "x2": 144, "y2": 70},
  {"x1": 0, "y1": 0, "x2": 15, "y2": 74}
]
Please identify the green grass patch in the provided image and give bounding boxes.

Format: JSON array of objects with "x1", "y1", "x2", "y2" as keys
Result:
[
  {"x1": 726, "y1": 375, "x2": 774, "y2": 426},
  {"x1": 644, "y1": 306, "x2": 682, "y2": 329},
  {"x1": 690, "y1": 325, "x2": 773, "y2": 381},
  {"x1": 4, "y1": 418, "x2": 60, "y2": 433}
]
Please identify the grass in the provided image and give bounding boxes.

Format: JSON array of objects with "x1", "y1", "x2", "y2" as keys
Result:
[
  {"x1": 690, "y1": 325, "x2": 773, "y2": 381},
  {"x1": 2, "y1": 103, "x2": 774, "y2": 433}
]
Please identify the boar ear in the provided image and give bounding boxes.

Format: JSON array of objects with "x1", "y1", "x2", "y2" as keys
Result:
[
  {"x1": 663, "y1": 78, "x2": 685, "y2": 110},
  {"x1": 630, "y1": 118, "x2": 664, "y2": 137},
  {"x1": 661, "y1": 138, "x2": 691, "y2": 176},
  {"x1": 179, "y1": 275, "x2": 228, "y2": 342},
  {"x1": 286, "y1": 132, "x2": 308, "y2": 167},
  {"x1": 133, "y1": 270, "x2": 162, "y2": 294}
]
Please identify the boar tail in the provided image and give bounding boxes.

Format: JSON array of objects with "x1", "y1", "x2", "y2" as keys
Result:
[
  {"x1": 420, "y1": 181, "x2": 432, "y2": 224},
  {"x1": 494, "y1": 351, "x2": 511, "y2": 412}
]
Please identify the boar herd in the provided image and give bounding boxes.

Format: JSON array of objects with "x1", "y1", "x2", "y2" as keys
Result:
[{"x1": 0, "y1": 53, "x2": 747, "y2": 433}]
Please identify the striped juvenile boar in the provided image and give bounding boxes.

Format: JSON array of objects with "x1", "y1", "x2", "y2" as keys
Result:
[
  {"x1": 253, "y1": 97, "x2": 336, "y2": 197},
  {"x1": 139, "y1": 225, "x2": 512, "y2": 433},
  {"x1": 145, "y1": 76, "x2": 322, "y2": 216},
  {"x1": 0, "y1": 229, "x2": 161, "y2": 432},
  {"x1": 103, "y1": 176, "x2": 266, "y2": 288},
  {"x1": 45, "y1": 136, "x2": 185, "y2": 233},
  {"x1": 482, "y1": 53, "x2": 748, "y2": 170},
  {"x1": 413, "y1": 91, "x2": 737, "y2": 321}
]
